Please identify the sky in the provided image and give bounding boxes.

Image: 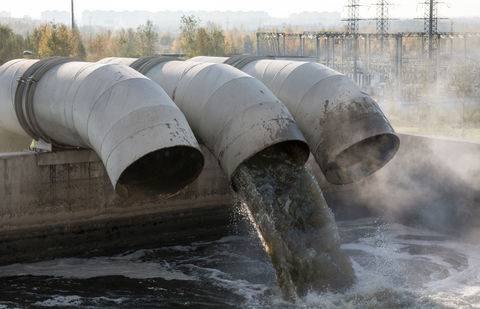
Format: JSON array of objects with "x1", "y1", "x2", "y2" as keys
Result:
[{"x1": 2, "y1": 0, "x2": 480, "y2": 19}]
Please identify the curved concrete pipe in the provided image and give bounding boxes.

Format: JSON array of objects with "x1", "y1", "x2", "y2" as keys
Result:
[
  {"x1": 98, "y1": 57, "x2": 310, "y2": 179},
  {"x1": 189, "y1": 56, "x2": 400, "y2": 185},
  {"x1": 0, "y1": 58, "x2": 204, "y2": 193}
]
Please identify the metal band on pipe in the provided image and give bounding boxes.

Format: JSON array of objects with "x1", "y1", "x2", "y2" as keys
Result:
[
  {"x1": 224, "y1": 55, "x2": 274, "y2": 69},
  {"x1": 130, "y1": 56, "x2": 179, "y2": 75},
  {"x1": 14, "y1": 57, "x2": 74, "y2": 146},
  {"x1": 129, "y1": 56, "x2": 159, "y2": 72}
]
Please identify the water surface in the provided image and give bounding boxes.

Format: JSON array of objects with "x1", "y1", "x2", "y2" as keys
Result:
[{"x1": 0, "y1": 218, "x2": 478, "y2": 308}]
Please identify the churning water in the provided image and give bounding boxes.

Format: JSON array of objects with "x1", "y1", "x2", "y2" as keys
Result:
[
  {"x1": 231, "y1": 149, "x2": 355, "y2": 299},
  {"x1": 0, "y1": 218, "x2": 478, "y2": 308}
]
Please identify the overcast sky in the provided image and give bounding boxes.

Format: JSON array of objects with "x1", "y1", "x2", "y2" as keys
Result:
[{"x1": 3, "y1": 0, "x2": 480, "y2": 19}]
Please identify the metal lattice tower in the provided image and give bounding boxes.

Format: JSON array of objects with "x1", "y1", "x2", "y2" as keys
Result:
[
  {"x1": 345, "y1": 0, "x2": 361, "y2": 34},
  {"x1": 375, "y1": 0, "x2": 391, "y2": 51},
  {"x1": 375, "y1": 0, "x2": 390, "y2": 36},
  {"x1": 420, "y1": 0, "x2": 442, "y2": 59},
  {"x1": 424, "y1": 0, "x2": 439, "y2": 36},
  {"x1": 343, "y1": 0, "x2": 362, "y2": 83}
]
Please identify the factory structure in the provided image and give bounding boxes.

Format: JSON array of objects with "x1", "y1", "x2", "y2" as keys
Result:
[{"x1": 255, "y1": 0, "x2": 480, "y2": 103}]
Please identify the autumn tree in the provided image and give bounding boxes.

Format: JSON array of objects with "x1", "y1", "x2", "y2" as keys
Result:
[
  {"x1": 115, "y1": 28, "x2": 138, "y2": 57},
  {"x1": 71, "y1": 28, "x2": 86, "y2": 59},
  {"x1": 86, "y1": 31, "x2": 115, "y2": 61},
  {"x1": 136, "y1": 20, "x2": 158, "y2": 56},
  {"x1": 159, "y1": 33, "x2": 174, "y2": 53},
  {"x1": 0, "y1": 25, "x2": 29, "y2": 64},
  {"x1": 207, "y1": 24, "x2": 225, "y2": 56},
  {"x1": 179, "y1": 15, "x2": 199, "y2": 57},
  {"x1": 179, "y1": 15, "x2": 225, "y2": 57},
  {"x1": 224, "y1": 30, "x2": 255, "y2": 55},
  {"x1": 32, "y1": 23, "x2": 85, "y2": 59}
]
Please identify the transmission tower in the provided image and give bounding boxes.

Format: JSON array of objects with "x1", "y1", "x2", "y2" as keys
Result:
[
  {"x1": 343, "y1": 0, "x2": 362, "y2": 83},
  {"x1": 375, "y1": 0, "x2": 390, "y2": 36},
  {"x1": 424, "y1": 0, "x2": 439, "y2": 36},
  {"x1": 419, "y1": 0, "x2": 445, "y2": 59},
  {"x1": 375, "y1": 0, "x2": 391, "y2": 51},
  {"x1": 344, "y1": 0, "x2": 361, "y2": 34}
]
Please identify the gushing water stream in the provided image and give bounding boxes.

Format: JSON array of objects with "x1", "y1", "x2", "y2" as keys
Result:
[{"x1": 232, "y1": 148, "x2": 355, "y2": 300}]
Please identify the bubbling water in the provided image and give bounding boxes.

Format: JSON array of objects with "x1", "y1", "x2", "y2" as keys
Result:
[{"x1": 232, "y1": 148, "x2": 355, "y2": 300}]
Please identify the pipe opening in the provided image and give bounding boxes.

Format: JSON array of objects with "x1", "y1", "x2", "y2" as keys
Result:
[
  {"x1": 231, "y1": 140, "x2": 310, "y2": 192},
  {"x1": 325, "y1": 133, "x2": 400, "y2": 185},
  {"x1": 117, "y1": 146, "x2": 204, "y2": 194}
]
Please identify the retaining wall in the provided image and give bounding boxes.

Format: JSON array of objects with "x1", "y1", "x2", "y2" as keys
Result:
[{"x1": 0, "y1": 133, "x2": 479, "y2": 264}]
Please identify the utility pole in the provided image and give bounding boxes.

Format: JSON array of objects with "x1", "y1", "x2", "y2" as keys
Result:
[{"x1": 71, "y1": 0, "x2": 76, "y2": 29}]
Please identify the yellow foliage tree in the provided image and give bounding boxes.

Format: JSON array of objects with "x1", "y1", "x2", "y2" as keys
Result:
[
  {"x1": 179, "y1": 15, "x2": 226, "y2": 57},
  {"x1": 33, "y1": 23, "x2": 85, "y2": 59}
]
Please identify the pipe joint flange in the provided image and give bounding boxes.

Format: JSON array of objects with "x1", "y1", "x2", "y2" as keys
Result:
[
  {"x1": 130, "y1": 55, "x2": 179, "y2": 75},
  {"x1": 225, "y1": 55, "x2": 274, "y2": 69},
  {"x1": 14, "y1": 56, "x2": 74, "y2": 147}
]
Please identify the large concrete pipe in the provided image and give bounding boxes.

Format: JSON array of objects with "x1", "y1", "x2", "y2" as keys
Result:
[
  {"x1": 98, "y1": 57, "x2": 310, "y2": 179},
  {"x1": 189, "y1": 56, "x2": 400, "y2": 185},
  {"x1": 0, "y1": 58, "x2": 204, "y2": 193}
]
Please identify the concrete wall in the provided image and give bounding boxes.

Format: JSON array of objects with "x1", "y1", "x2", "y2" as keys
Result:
[
  {"x1": 0, "y1": 146, "x2": 231, "y2": 264},
  {"x1": 0, "y1": 133, "x2": 479, "y2": 264}
]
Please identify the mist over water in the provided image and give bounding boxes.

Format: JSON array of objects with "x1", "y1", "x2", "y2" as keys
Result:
[{"x1": 231, "y1": 148, "x2": 355, "y2": 300}]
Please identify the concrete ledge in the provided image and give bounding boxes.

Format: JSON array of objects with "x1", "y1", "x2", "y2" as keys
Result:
[
  {"x1": 0, "y1": 134, "x2": 479, "y2": 264},
  {"x1": 36, "y1": 149, "x2": 99, "y2": 166},
  {"x1": 0, "y1": 145, "x2": 232, "y2": 264}
]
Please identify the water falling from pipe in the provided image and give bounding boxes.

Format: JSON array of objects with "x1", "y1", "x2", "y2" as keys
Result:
[{"x1": 232, "y1": 147, "x2": 355, "y2": 300}]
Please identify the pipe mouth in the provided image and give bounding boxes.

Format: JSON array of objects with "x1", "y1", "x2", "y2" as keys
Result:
[
  {"x1": 324, "y1": 133, "x2": 400, "y2": 185},
  {"x1": 261, "y1": 140, "x2": 311, "y2": 166},
  {"x1": 231, "y1": 140, "x2": 310, "y2": 191},
  {"x1": 116, "y1": 145, "x2": 204, "y2": 194},
  {"x1": 274, "y1": 140, "x2": 311, "y2": 165}
]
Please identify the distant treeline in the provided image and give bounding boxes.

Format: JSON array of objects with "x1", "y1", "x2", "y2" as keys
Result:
[
  {"x1": 0, "y1": 15, "x2": 255, "y2": 64},
  {"x1": 0, "y1": 23, "x2": 88, "y2": 63}
]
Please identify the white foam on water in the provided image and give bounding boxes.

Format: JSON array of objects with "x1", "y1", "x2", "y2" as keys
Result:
[
  {"x1": 169, "y1": 219, "x2": 480, "y2": 308},
  {"x1": 182, "y1": 263, "x2": 270, "y2": 307},
  {"x1": 218, "y1": 218, "x2": 480, "y2": 308},
  {"x1": 421, "y1": 240, "x2": 480, "y2": 307},
  {"x1": 92, "y1": 296, "x2": 127, "y2": 305},
  {"x1": 280, "y1": 218, "x2": 480, "y2": 309},
  {"x1": 1, "y1": 218, "x2": 479, "y2": 308},
  {"x1": 33, "y1": 295, "x2": 82, "y2": 307},
  {"x1": 0, "y1": 255, "x2": 196, "y2": 281}
]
